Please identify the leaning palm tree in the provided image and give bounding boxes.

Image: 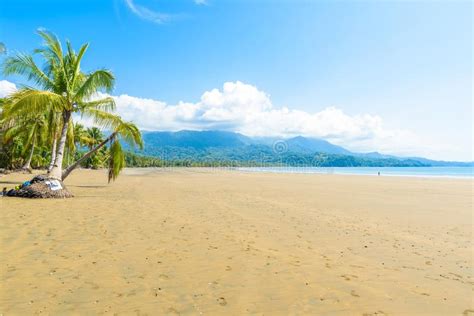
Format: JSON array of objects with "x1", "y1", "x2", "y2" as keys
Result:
[
  {"x1": 62, "y1": 121, "x2": 142, "y2": 181},
  {"x1": 79, "y1": 126, "x2": 105, "y2": 168},
  {"x1": 2, "y1": 30, "x2": 141, "y2": 183}
]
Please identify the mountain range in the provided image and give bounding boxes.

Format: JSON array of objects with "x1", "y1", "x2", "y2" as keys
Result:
[{"x1": 129, "y1": 130, "x2": 472, "y2": 167}]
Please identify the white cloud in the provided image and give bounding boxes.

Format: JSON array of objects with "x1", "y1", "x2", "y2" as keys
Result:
[
  {"x1": 95, "y1": 81, "x2": 440, "y2": 158},
  {"x1": 0, "y1": 80, "x2": 17, "y2": 98},
  {"x1": 0, "y1": 79, "x2": 455, "y2": 159},
  {"x1": 124, "y1": 0, "x2": 208, "y2": 24},
  {"x1": 124, "y1": 0, "x2": 171, "y2": 24}
]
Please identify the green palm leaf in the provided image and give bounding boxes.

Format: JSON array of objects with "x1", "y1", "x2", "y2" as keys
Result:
[
  {"x1": 117, "y1": 121, "x2": 144, "y2": 149},
  {"x1": 78, "y1": 96, "x2": 116, "y2": 112},
  {"x1": 2, "y1": 53, "x2": 54, "y2": 89},
  {"x1": 108, "y1": 139, "x2": 125, "y2": 183},
  {"x1": 4, "y1": 88, "x2": 65, "y2": 117},
  {"x1": 35, "y1": 29, "x2": 64, "y2": 65},
  {"x1": 74, "y1": 70, "x2": 115, "y2": 100},
  {"x1": 81, "y1": 108, "x2": 123, "y2": 130}
]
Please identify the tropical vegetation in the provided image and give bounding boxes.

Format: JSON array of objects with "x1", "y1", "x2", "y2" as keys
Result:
[{"x1": 0, "y1": 30, "x2": 142, "y2": 182}]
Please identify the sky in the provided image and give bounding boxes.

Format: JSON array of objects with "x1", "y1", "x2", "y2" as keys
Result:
[{"x1": 0, "y1": 0, "x2": 472, "y2": 161}]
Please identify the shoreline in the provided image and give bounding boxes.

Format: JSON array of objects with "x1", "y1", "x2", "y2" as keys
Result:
[
  {"x1": 122, "y1": 166, "x2": 474, "y2": 180},
  {"x1": 2, "y1": 166, "x2": 473, "y2": 181},
  {"x1": 236, "y1": 167, "x2": 474, "y2": 180}
]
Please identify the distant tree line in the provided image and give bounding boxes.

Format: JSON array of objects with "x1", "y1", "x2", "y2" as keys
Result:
[{"x1": 126, "y1": 145, "x2": 429, "y2": 168}]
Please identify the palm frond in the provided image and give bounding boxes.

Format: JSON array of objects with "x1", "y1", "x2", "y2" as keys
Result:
[
  {"x1": 2, "y1": 53, "x2": 55, "y2": 89},
  {"x1": 36, "y1": 29, "x2": 63, "y2": 64},
  {"x1": 71, "y1": 43, "x2": 89, "y2": 90},
  {"x1": 79, "y1": 97, "x2": 116, "y2": 112},
  {"x1": 81, "y1": 108, "x2": 123, "y2": 130},
  {"x1": 4, "y1": 88, "x2": 65, "y2": 118},
  {"x1": 118, "y1": 121, "x2": 143, "y2": 149},
  {"x1": 108, "y1": 138, "x2": 125, "y2": 183},
  {"x1": 3, "y1": 124, "x2": 24, "y2": 143},
  {"x1": 74, "y1": 70, "x2": 115, "y2": 100}
]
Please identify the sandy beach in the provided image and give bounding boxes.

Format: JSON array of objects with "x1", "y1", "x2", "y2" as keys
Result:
[{"x1": 0, "y1": 169, "x2": 472, "y2": 315}]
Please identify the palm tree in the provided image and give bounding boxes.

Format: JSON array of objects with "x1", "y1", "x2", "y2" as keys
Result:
[
  {"x1": 2, "y1": 30, "x2": 141, "y2": 181},
  {"x1": 84, "y1": 127, "x2": 104, "y2": 149},
  {"x1": 80, "y1": 127, "x2": 105, "y2": 168},
  {"x1": 72, "y1": 123, "x2": 86, "y2": 146},
  {"x1": 31, "y1": 144, "x2": 50, "y2": 169},
  {"x1": 62, "y1": 121, "x2": 142, "y2": 181},
  {"x1": 45, "y1": 110, "x2": 61, "y2": 172},
  {"x1": 3, "y1": 113, "x2": 47, "y2": 170},
  {"x1": 2, "y1": 30, "x2": 115, "y2": 180},
  {"x1": 0, "y1": 42, "x2": 6, "y2": 54},
  {"x1": 0, "y1": 98, "x2": 10, "y2": 167}
]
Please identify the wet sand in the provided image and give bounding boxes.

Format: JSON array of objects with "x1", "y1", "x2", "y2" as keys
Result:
[{"x1": 0, "y1": 169, "x2": 473, "y2": 315}]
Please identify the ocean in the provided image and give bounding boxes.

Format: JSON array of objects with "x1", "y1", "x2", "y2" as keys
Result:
[{"x1": 236, "y1": 166, "x2": 473, "y2": 179}]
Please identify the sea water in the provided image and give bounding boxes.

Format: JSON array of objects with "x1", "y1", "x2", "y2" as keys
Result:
[{"x1": 236, "y1": 167, "x2": 473, "y2": 179}]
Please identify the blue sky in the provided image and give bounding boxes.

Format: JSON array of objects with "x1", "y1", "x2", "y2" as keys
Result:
[{"x1": 0, "y1": 0, "x2": 472, "y2": 160}]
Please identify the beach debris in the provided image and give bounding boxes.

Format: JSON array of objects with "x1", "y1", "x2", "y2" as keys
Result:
[
  {"x1": 4, "y1": 175, "x2": 73, "y2": 198},
  {"x1": 45, "y1": 179, "x2": 62, "y2": 191}
]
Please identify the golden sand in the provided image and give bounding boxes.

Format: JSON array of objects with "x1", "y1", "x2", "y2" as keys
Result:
[{"x1": 0, "y1": 169, "x2": 472, "y2": 315}]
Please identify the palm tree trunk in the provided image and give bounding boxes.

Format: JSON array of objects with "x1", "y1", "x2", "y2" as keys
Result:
[
  {"x1": 22, "y1": 141, "x2": 35, "y2": 171},
  {"x1": 62, "y1": 132, "x2": 116, "y2": 180},
  {"x1": 47, "y1": 136, "x2": 57, "y2": 172},
  {"x1": 49, "y1": 111, "x2": 71, "y2": 180}
]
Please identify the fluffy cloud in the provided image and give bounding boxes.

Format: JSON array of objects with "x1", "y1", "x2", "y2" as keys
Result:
[
  {"x1": 0, "y1": 79, "x2": 436, "y2": 157},
  {"x1": 0, "y1": 80, "x2": 17, "y2": 98},
  {"x1": 104, "y1": 81, "x2": 430, "y2": 156}
]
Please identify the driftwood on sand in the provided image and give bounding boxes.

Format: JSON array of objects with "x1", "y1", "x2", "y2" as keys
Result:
[{"x1": 5, "y1": 175, "x2": 73, "y2": 198}]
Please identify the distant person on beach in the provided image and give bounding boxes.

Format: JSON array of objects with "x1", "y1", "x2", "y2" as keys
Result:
[{"x1": 378, "y1": 171, "x2": 380, "y2": 176}]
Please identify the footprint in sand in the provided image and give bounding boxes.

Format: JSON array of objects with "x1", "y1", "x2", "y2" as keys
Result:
[
  {"x1": 362, "y1": 311, "x2": 387, "y2": 316},
  {"x1": 159, "y1": 274, "x2": 169, "y2": 280},
  {"x1": 341, "y1": 274, "x2": 358, "y2": 281},
  {"x1": 217, "y1": 297, "x2": 227, "y2": 306},
  {"x1": 413, "y1": 290, "x2": 430, "y2": 296},
  {"x1": 449, "y1": 272, "x2": 463, "y2": 279},
  {"x1": 85, "y1": 281, "x2": 100, "y2": 290},
  {"x1": 167, "y1": 307, "x2": 180, "y2": 315}
]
